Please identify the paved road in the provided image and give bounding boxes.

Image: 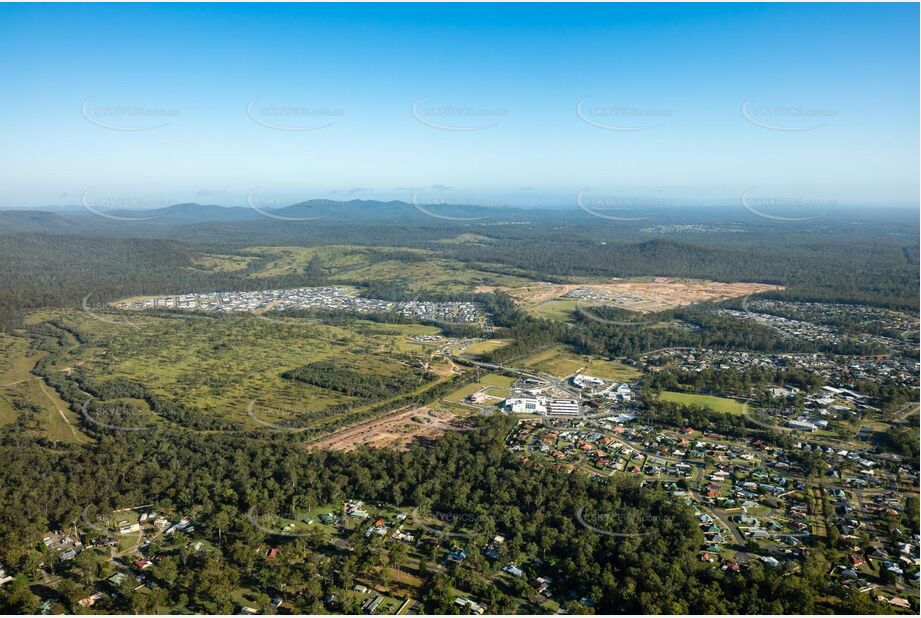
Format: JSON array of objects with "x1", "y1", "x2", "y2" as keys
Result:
[
  {"x1": 686, "y1": 465, "x2": 744, "y2": 546},
  {"x1": 448, "y1": 352, "x2": 582, "y2": 398}
]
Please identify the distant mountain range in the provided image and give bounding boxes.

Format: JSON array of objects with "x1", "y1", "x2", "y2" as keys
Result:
[{"x1": 0, "y1": 199, "x2": 520, "y2": 229}]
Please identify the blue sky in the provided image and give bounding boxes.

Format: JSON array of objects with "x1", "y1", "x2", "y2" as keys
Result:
[{"x1": 0, "y1": 2, "x2": 917, "y2": 209}]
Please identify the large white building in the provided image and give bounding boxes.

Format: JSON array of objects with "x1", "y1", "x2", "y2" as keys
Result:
[
  {"x1": 503, "y1": 397, "x2": 582, "y2": 416},
  {"x1": 572, "y1": 374, "x2": 606, "y2": 389},
  {"x1": 604, "y1": 382, "x2": 633, "y2": 402},
  {"x1": 547, "y1": 399, "x2": 581, "y2": 416},
  {"x1": 504, "y1": 397, "x2": 547, "y2": 414}
]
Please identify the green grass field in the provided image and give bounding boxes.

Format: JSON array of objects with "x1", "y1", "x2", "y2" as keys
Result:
[
  {"x1": 33, "y1": 380, "x2": 91, "y2": 443},
  {"x1": 0, "y1": 334, "x2": 29, "y2": 426},
  {"x1": 656, "y1": 391, "x2": 747, "y2": 414},
  {"x1": 479, "y1": 374, "x2": 515, "y2": 388},
  {"x1": 520, "y1": 346, "x2": 587, "y2": 378},
  {"x1": 440, "y1": 383, "x2": 482, "y2": 404},
  {"x1": 0, "y1": 331, "x2": 91, "y2": 442},
  {"x1": 584, "y1": 358, "x2": 642, "y2": 381},
  {"x1": 462, "y1": 339, "x2": 511, "y2": 356},
  {"x1": 0, "y1": 334, "x2": 37, "y2": 426},
  {"x1": 0, "y1": 333, "x2": 37, "y2": 383},
  {"x1": 441, "y1": 373, "x2": 514, "y2": 404},
  {"x1": 527, "y1": 299, "x2": 580, "y2": 321},
  {"x1": 0, "y1": 395, "x2": 16, "y2": 427}
]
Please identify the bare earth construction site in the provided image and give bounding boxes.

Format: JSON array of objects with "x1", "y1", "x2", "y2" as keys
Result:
[
  {"x1": 306, "y1": 406, "x2": 470, "y2": 452},
  {"x1": 485, "y1": 277, "x2": 784, "y2": 314}
]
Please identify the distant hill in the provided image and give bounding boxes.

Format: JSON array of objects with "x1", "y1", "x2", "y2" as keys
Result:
[
  {"x1": 0, "y1": 209, "x2": 91, "y2": 233},
  {"x1": 104, "y1": 202, "x2": 262, "y2": 222},
  {"x1": 271, "y1": 198, "x2": 510, "y2": 222}
]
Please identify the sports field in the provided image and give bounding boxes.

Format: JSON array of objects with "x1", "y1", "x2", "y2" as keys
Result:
[{"x1": 656, "y1": 391, "x2": 747, "y2": 414}]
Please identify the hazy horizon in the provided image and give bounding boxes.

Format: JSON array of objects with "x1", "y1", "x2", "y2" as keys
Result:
[{"x1": 5, "y1": 192, "x2": 920, "y2": 213}]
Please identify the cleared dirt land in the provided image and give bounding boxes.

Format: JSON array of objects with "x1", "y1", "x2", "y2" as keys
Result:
[
  {"x1": 488, "y1": 277, "x2": 783, "y2": 314},
  {"x1": 305, "y1": 406, "x2": 475, "y2": 452}
]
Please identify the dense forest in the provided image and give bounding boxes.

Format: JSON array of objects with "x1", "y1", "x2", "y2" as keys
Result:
[
  {"x1": 564, "y1": 305, "x2": 890, "y2": 359},
  {"x1": 0, "y1": 407, "x2": 894, "y2": 615},
  {"x1": 282, "y1": 360, "x2": 435, "y2": 400}
]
